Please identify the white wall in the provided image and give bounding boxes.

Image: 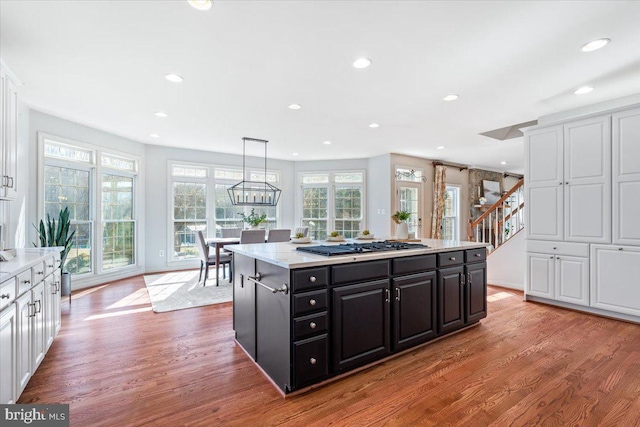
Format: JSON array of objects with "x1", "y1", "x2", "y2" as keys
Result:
[
  {"x1": 487, "y1": 230, "x2": 525, "y2": 290},
  {"x1": 367, "y1": 154, "x2": 391, "y2": 237},
  {"x1": 144, "y1": 144, "x2": 296, "y2": 273}
]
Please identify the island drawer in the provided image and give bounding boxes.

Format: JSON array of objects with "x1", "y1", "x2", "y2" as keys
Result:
[
  {"x1": 293, "y1": 289, "x2": 327, "y2": 316},
  {"x1": 1, "y1": 278, "x2": 15, "y2": 310},
  {"x1": 292, "y1": 267, "x2": 329, "y2": 293},
  {"x1": 437, "y1": 251, "x2": 464, "y2": 268},
  {"x1": 465, "y1": 248, "x2": 486, "y2": 263},
  {"x1": 332, "y1": 260, "x2": 389, "y2": 286},
  {"x1": 293, "y1": 334, "x2": 329, "y2": 388},
  {"x1": 293, "y1": 311, "x2": 328, "y2": 340},
  {"x1": 392, "y1": 254, "x2": 436, "y2": 276}
]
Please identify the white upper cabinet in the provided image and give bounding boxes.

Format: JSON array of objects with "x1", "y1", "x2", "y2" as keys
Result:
[
  {"x1": 526, "y1": 126, "x2": 564, "y2": 241},
  {"x1": 563, "y1": 116, "x2": 611, "y2": 243},
  {"x1": 0, "y1": 64, "x2": 19, "y2": 200},
  {"x1": 612, "y1": 108, "x2": 640, "y2": 246}
]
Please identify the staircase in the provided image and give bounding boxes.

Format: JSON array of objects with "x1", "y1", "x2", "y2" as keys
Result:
[{"x1": 469, "y1": 178, "x2": 524, "y2": 252}]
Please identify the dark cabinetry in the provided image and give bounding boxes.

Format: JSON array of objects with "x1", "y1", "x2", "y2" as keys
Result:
[
  {"x1": 465, "y1": 257, "x2": 487, "y2": 324},
  {"x1": 392, "y1": 271, "x2": 437, "y2": 351},
  {"x1": 437, "y1": 266, "x2": 465, "y2": 334}
]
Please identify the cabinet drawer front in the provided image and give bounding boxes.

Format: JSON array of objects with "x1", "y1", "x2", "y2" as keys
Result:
[
  {"x1": 465, "y1": 248, "x2": 486, "y2": 263},
  {"x1": 292, "y1": 267, "x2": 329, "y2": 293},
  {"x1": 527, "y1": 240, "x2": 589, "y2": 257},
  {"x1": 293, "y1": 290, "x2": 327, "y2": 316},
  {"x1": 332, "y1": 260, "x2": 389, "y2": 286},
  {"x1": 16, "y1": 270, "x2": 32, "y2": 296},
  {"x1": 392, "y1": 255, "x2": 436, "y2": 276},
  {"x1": 293, "y1": 334, "x2": 329, "y2": 388},
  {"x1": 293, "y1": 311, "x2": 328, "y2": 340},
  {"x1": 0, "y1": 278, "x2": 15, "y2": 310},
  {"x1": 437, "y1": 251, "x2": 464, "y2": 268},
  {"x1": 43, "y1": 256, "x2": 58, "y2": 277},
  {"x1": 31, "y1": 262, "x2": 46, "y2": 285}
]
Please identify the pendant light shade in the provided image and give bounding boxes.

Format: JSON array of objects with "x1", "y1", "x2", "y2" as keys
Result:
[{"x1": 228, "y1": 137, "x2": 281, "y2": 207}]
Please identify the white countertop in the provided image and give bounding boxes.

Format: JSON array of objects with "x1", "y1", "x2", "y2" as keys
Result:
[
  {"x1": 227, "y1": 238, "x2": 488, "y2": 269},
  {"x1": 0, "y1": 248, "x2": 63, "y2": 278}
]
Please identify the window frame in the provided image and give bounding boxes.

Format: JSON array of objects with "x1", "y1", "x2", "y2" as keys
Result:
[{"x1": 442, "y1": 184, "x2": 461, "y2": 240}]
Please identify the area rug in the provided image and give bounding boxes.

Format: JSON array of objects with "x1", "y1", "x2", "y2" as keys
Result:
[{"x1": 143, "y1": 270, "x2": 232, "y2": 313}]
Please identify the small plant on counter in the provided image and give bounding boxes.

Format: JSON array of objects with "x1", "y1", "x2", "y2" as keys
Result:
[
  {"x1": 391, "y1": 210, "x2": 411, "y2": 224},
  {"x1": 360, "y1": 229, "x2": 371, "y2": 235},
  {"x1": 330, "y1": 231, "x2": 340, "y2": 237},
  {"x1": 295, "y1": 232, "x2": 304, "y2": 239},
  {"x1": 238, "y1": 208, "x2": 268, "y2": 228}
]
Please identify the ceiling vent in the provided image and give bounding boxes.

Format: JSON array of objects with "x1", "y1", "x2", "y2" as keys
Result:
[{"x1": 480, "y1": 120, "x2": 537, "y2": 141}]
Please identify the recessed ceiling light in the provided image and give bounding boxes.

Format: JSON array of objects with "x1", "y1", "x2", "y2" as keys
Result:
[
  {"x1": 443, "y1": 94, "x2": 459, "y2": 101},
  {"x1": 369, "y1": 123, "x2": 380, "y2": 128},
  {"x1": 154, "y1": 111, "x2": 168, "y2": 118},
  {"x1": 581, "y1": 38, "x2": 610, "y2": 52},
  {"x1": 165, "y1": 74, "x2": 183, "y2": 83},
  {"x1": 353, "y1": 58, "x2": 372, "y2": 69},
  {"x1": 188, "y1": 0, "x2": 213, "y2": 11},
  {"x1": 500, "y1": 161, "x2": 507, "y2": 165},
  {"x1": 292, "y1": 152, "x2": 299, "y2": 156},
  {"x1": 150, "y1": 133, "x2": 160, "y2": 138},
  {"x1": 288, "y1": 104, "x2": 302, "y2": 110},
  {"x1": 436, "y1": 146, "x2": 445, "y2": 150},
  {"x1": 574, "y1": 86, "x2": 594, "y2": 95},
  {"x1": 323, "y1": 141, "x2": 332, "y2": 145}
]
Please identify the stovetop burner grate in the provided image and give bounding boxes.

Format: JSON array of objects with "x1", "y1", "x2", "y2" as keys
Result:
[{"x1": 296, "y1": 240, "x2": 428, "y2": 256}]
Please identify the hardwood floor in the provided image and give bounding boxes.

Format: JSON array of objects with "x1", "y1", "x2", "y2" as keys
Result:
[{"x1": 19, "y1": 275, "x2": 640, "y2": 426}]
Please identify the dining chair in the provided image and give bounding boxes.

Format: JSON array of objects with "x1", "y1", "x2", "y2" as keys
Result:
[
  {"x1": 196, "y1": 230, "x2": 232, "y2": 285},
  {"x1": 221, "y1": 227, "x2": 242, "y2": 238},
  {"x1": 267, "y1": 229, "x2": 291, "y2": 243},
  {"x1": 240, "y1": 229, "x2": 266, "y2": 244},
  {"x1": 294, "y1": 226, "x2": 309, "y2": 237}
]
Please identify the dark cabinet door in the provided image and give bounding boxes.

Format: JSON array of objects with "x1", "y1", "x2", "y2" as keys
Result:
[
  {"x1": 233, "y1": 254, "x2": 256, "y2": 359},
  {"x1": 437, "y1": 266, "x2": 465, "y2": 334},
  {"x1": 465, "y1": 262, "x2": 487, "y2": 324},
  {"x1": 392, "y1": 272, "x2": 437, "y2": 351},
  {"x1": 332, "y1": 279, "x2": 390, "y2": 372}
]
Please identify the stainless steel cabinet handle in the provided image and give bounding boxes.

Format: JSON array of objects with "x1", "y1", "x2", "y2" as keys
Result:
[
  {"x1": 565, "y1": 182, "x2": 569, "y2": 185},
  {"x1": 22, "y1": 279, "x2": 30, "y2": 284},
  {"x1": 48, "y1": 264, "x2": 55, "y2": 268},
  {"x1": 28, "y1": 303, "x2": 36, "y2": 317},
  {"x1": 461, "y1": 273, "x2": 465, "y2": 285},
  {"x1": 37, "y1": 271, "x2": 44, "y2": 275},
  {"x1": 309, "y1": 299, "x2": 316, "y2": 306},
  {"x1": 619, "y1": 247, "x2": 623, "y2": 251},
  {"x1": 309, "y1": 276, "x2": 316, "y2": 283},
  {"x1": 553, "y1": 247, "x2": 557, "y2": 250},
  {"x1": 559, "y1": 182, "x2": 563, "y2": 185},
  {"x1": 1, "y1": 175, "x2": 6, "y2": 187},
  {"x1": 468, "y1": 272, "x2": 472, "y2": 285},
  {"x1": 7, "y1": 177, "x2": 14, "y2": 188},
  {"x1": 550, "y1": 256, "x2": 554, "y2": 259},
  {"x1": 396, "y1": 288, "x2": 400, "y2": 301},
  {"x1": 0, "y1": 293, "x2": 10, "y2": 299},
  {"x1": 385, "y1": 288, "x2": 390, "y2": 303},
  {"x1": 475, "y1": 253, "x2": 481, "y2": 257},
  {"x1": 35, "y1": 300, "x2": 42, "y2": 314},
  {"x1": 450, "y1": 257, "x2": 456, "y2": 261},
  {"x1": 309, "y1": 322, "x2": 317, "y2": 329},
  {"x1": 310, "y1": 358, "x2": 317, "y2": 365},
  {"x1": 247, "y1": 273, "x2": 289, "y2": 295}
]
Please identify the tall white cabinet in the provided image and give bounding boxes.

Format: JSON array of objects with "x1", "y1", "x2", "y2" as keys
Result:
[
  {"x1": 0, "y1": 63, "x2": 19, "y2": 200},
  {"x1": 525, "y1": 104, "x2": 640, "y2": 322}
]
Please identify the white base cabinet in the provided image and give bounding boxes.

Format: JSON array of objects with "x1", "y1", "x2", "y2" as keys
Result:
[
  {"x1": 0, "y1": 304, "x2": 17, "y2": 404},
  {"x1": 591, "y1": 245, "x2": 640, "y2": 317}
]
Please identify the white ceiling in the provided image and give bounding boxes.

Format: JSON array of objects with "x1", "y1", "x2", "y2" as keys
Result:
[{"x1": 2, "y1": 1, "x2": 640, "y2": 172}]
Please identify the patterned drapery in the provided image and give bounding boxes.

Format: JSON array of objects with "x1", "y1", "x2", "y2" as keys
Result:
[{"x1": 430, "y1": 164, "x2": 447, "y2": 239}]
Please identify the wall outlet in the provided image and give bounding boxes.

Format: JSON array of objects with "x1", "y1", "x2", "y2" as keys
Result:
[{"x1": 159, "y1": 250, "x2": 165, "y2": 257}]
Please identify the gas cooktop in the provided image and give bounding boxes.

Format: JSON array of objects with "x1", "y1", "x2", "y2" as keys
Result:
[{"x1": 296, "y1": 241, "x2": 428, "y2": 256}]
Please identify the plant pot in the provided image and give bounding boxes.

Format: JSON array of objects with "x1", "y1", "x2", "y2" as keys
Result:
[
  {"x1": 396, "y1": 221, "x2": 409, "y2": 239},
  {"x1": 60, "y1": 271, "x2": 71, "y2": 297}
]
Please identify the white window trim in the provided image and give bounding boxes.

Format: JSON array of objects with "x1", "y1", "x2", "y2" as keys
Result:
[
  {"x1": 444, "y1": 183, "x2": 461, "y2": 240},
  {"x1": 296, "y1": 170, "x2": 367, "y2": 238},
  {"x1": 38, "y1": 132, "x2": 143, "y2": 283},
  {"x1": 167, "y1": 160, "x2": 282, "y2": 264},
  {"x1": 394, "y1": 165, "x2": 425, "y2": 238}
]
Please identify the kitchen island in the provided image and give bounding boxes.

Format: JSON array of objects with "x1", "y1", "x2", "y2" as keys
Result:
[{"x1": 227, "y1": 239, "x2": 489, "y2": 395}]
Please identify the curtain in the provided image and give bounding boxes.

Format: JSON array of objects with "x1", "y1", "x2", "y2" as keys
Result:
[{"x1": 431, "y1": 165, "x2": 447, "y2": 239}]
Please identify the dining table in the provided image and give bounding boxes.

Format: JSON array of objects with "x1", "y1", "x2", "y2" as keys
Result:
[{"x1": 205, "y1": 237, "x2": 240, "y2": 286}]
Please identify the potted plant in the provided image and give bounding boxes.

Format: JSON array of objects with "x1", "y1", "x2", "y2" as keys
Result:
[
  {"x1": 391, "y1": 210, "x2": 411, "y2": 239},
  {"x1": 33, "y1": 207, "x2": 75, "y2": 297},
  {"x1": 239, "y1": 208, "x2": 268, "y2": 229}
]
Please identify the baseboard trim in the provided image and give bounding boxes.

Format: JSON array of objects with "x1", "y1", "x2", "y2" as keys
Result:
[
  {"x1": 526, "y1": 295, "x2": 640, "y2": 325},
  {"x1": 487, "y1": 280, "x2": 523, "y2": 291}
]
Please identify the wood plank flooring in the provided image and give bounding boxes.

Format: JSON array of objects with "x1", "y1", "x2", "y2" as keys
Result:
[{"x1": 18, "y1": 275, "x2": 640, "y2": 426}]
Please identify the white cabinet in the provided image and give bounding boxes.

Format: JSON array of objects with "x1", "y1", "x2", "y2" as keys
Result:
[
  {"x1": 0, "y1": 304, "x2": 17, "y2": 404},
  {"x1": 612, "y1": 108, "x2": 640, "y2": 246},
  {"x1": 51, "y1": 271, "x2": 62, "y2": 338},
  {"x1": 0, "y1": 64, "x2": 19, "y2": 200},
  {"x1": 563, "y1": 116, "x2": 611, "y2": 243},
  {"x1": 526, "y1": 116, "x2": 611, "y2": 244},
  {"x1": 526, "y1": 126, "x2": 564, "y2": 241},
  {"x1": 31, "y1": 281, "x2": 46, "y2": 371},
  {"x1": 15, "y1": 292, "x2": 32, "y2": 396},
  {"x1": 591, "y1": 245, "x2": 640, "y2": 317},
  {"x1": 526, "y1": 241, "x2": 589, "y2": 306}
]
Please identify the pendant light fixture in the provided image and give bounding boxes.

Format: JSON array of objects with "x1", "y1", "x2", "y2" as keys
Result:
[{"x1": 228, "y1": 137, "x2": 281, "y2": 206}]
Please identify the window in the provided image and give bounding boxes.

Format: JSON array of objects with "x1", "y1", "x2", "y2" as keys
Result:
[
  {"x1": 169, "y1": 162, "x2": 281, "y2": 261},
  {"x1": 300, "y1": 171, "x2": 365, "y2": 240},
  {"x1": 442, "y1": 185, "x2": 460, "y2": 240},
  {"x1": 40, "y1": 134, "x2": 139, "y2": 277}
]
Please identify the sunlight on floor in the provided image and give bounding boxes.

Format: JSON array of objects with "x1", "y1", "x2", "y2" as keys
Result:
[
  {"x1": 72, "y1": 284, "x2": 110, "y2": 299},
  {"x1": 105, "y1": 288, "x2": 150, "y2": 309},
  {"x1": 487, "y1": 291, "x2": 515, "y2": 302},
  {"x1": 145, "y1": 270, "x2": 202, "y2": 301},
  {"x1": 83, "y1": 306, "x2": 152, "y2": 321}
]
